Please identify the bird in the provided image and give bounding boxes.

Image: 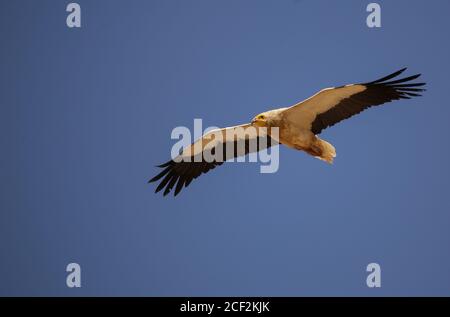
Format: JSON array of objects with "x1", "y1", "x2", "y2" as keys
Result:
[{"x1": 149, "y1": 68, "x2": 426, "y2": 196}]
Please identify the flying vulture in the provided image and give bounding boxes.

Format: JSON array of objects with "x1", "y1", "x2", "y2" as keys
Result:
[{"x1": 150, "y1": 68, "x2": 426, "y2": 196}]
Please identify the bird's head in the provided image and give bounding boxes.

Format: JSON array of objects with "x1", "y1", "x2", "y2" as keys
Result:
[
  {"x1": 251, "y1": 112, "x2": 270, "y2": 127},
  {"x1": 251, "y1": 109, "x2": 283, "y2": 127}
]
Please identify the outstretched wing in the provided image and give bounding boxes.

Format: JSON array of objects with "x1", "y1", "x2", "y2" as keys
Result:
[
  {"x1": 282, "y1": 68, "x2": 426, "y2": 134},
  {"x1": 149, "y1": 124, "x2": 277, "y2": 196}
]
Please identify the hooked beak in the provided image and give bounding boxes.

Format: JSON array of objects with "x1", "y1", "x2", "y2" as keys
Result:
[{"x1": 252, "y1": 117, "x2": 266, "y2": 127}]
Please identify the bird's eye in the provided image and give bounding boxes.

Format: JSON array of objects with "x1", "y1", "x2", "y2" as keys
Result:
[{"x1": 259, "y1": 115, "x2": 265, "y2": 119}]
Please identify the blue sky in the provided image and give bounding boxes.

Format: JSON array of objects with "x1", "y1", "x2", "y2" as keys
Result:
[{"x1": 1, "y1": 0, "x2": 450, "y2": 295}]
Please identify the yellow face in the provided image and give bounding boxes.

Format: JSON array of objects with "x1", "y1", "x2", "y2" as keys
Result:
[{"x1": 251, "y1": 113, "x2": 268, "y2": 127}]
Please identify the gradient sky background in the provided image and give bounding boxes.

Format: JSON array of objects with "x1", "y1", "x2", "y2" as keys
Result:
[{"x1": 1, "y1": 0, "x2": 450, "y2": 296}]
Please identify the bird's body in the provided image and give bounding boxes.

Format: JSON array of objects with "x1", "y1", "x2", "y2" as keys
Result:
[
  {"x1": 255, "y1": 108, "x2": 336, "y2": 163},
  {"x1": 150, "y1": 68, "x2": 426, "y2": 196}
]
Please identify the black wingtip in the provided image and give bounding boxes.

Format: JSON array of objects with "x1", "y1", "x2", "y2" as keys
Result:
[
  {"x1": 149, "y1": 166, "x2": 171, "y2": 183},
  {"x1": 383, "y1": 73, "x2": 421, "y2": 85},
  {"x1": 365, "y1": 68, "x2": 408, "y2": 85},
  {"x1": 392, "y1": 82, "x2": 426, "y2": 88},
  {"x1": 395, "y1": 67, "x2": 408, "y2": 74},
  {"x1": 157, "y1": 161, "x2": 172, "y2": 168},
  {"x1": 174, "y1": 179, "x2": 184, "y2": 197},
  {"x1": 148, "y1": 175, "x2": 159, "y2": 183}
]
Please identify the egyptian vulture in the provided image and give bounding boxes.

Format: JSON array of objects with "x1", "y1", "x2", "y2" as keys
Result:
[{"x1": 150, "y1": 68, "x2": 425, "y2": 196}]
